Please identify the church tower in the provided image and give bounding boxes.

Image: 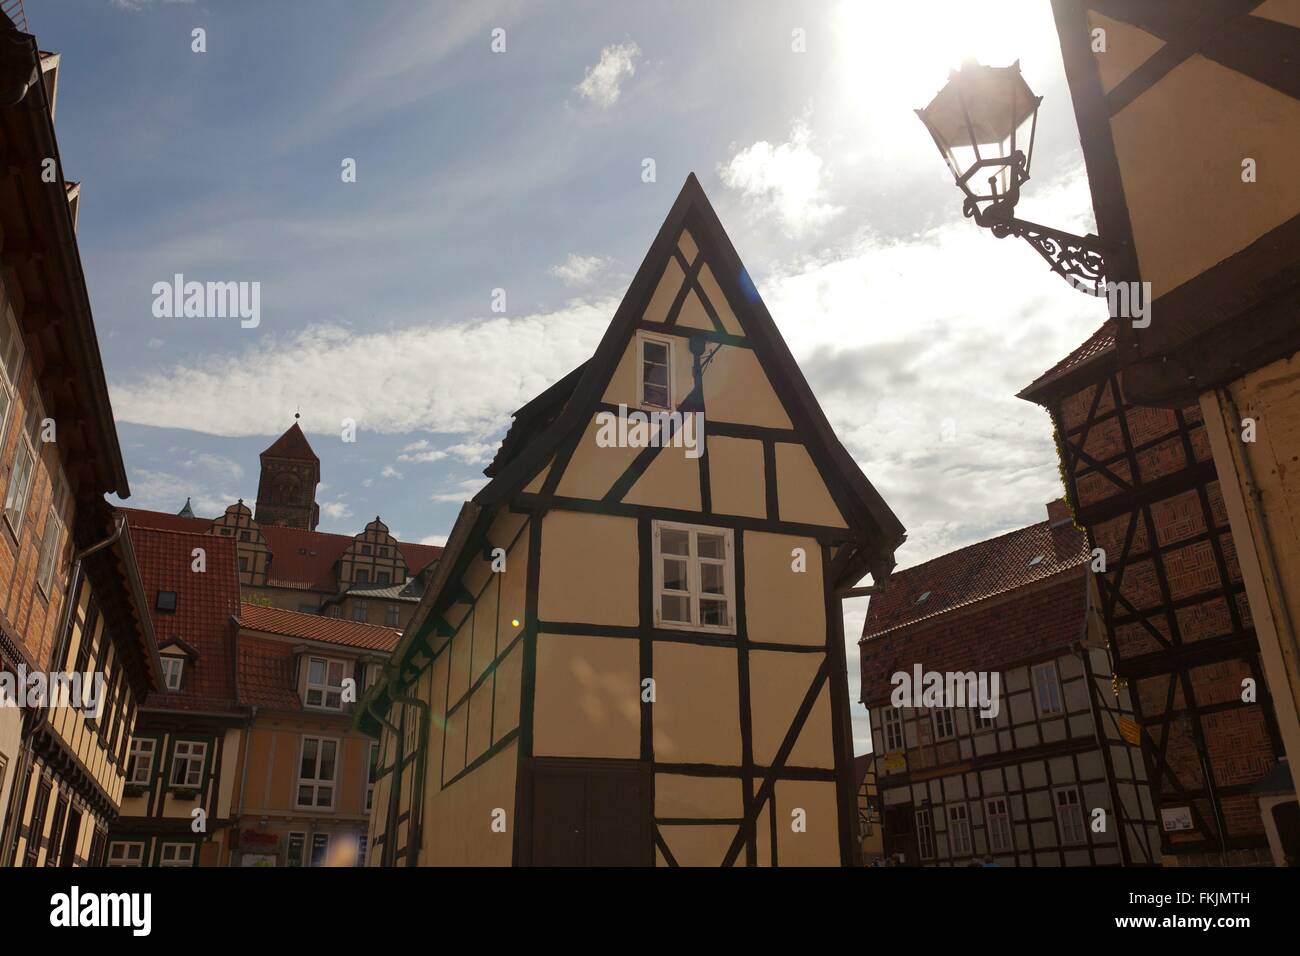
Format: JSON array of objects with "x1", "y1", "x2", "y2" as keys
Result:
[{"x1": 254, "y1": 418, "x2": 321, "y2": 531}]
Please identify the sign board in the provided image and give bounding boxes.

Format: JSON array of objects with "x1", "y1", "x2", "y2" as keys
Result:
[
  {"x1": 1161, "y1": 806, "x2": 1194, "y2": 832},
  {"x1": 882, "y1": 752, "x2": 907, "y2": 771}
]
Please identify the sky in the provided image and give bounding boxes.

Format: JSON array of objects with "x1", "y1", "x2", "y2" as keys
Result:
[{"x1": 33, "y1": 0, "x2": 1111, "y2": 752}]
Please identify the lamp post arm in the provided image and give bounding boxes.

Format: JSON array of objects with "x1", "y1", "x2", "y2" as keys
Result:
[{"x1": 976, "y1": 211, "x2": 1117, "y2": 297}]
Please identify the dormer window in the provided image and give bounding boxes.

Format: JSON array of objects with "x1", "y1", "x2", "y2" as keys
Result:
[
  {"x1": 305, "y1": 657, "x2": 346, "y2": 710},
  {"x1": 161, "y1": 656, "x2": 184, "y2": 691},
  {"x1": 156, "y1": 591, "x2": 177, "y2": 612}
]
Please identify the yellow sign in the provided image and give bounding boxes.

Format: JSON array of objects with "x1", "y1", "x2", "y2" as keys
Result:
[{"x1": 883, "y1": 752, "x2": 906, "y2": 771}]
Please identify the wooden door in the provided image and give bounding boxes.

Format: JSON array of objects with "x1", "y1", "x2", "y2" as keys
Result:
[{"x1": 529, "y1": 759, "x2": 652, "y2": 866}]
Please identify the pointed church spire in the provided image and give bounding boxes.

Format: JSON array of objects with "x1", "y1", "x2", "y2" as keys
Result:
[{"x1": 178, "y1": 496, "x2": 195, "y2": 518}]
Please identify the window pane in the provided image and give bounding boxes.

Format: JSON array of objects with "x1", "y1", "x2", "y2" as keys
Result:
[
  {"x1": 700, "y1": 562, "x2": 724, "y2": 595},
  {"x1": 643, "y1": 362, "x2": 668, "y2": 387},
  {"x1": 643, "y1": 341, "x2": 667, "y2": 366},
  {"x1": 660, "y1": 529, "x2": 689, "y2": 555},
  {"x1": 700, "y1": 598, "x2": 728, "y2": 627},
  {"x1": 298, "y1": 785, "x2": 314, "y2": 806},
  {"x1": 643, "y1": 383, "x2": 668, "y2": 408},
  {"x1": 318, "y1": 740, "x2": 337, "y2": 780},
  {"x1": 697, "y1": 534, "x2": 725, "y2": 560},
  {"x1": 662, "y1": 557, "x2": 687, "y2": 592},
  {"x1": 308, "y1": 659, "x2": 326, "y2": 684},
  {"x1": 300, "y1": 738, "x2": 318, "y2": 777},
  {"x1": 327, "y1": 661, "x2": 344, "y2": 684},
  {"x1": 660, "y1": 594, "x2": 690, "y2": 623},
  {"x1": 316, "y1": 786, "x2": 333, "y2": 808}
]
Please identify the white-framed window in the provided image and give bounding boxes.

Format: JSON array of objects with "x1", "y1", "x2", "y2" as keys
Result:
[
  {"x1": 947, "y1": 804, "x2": 972, "y2": 856},
  {"x1": 882, "y1": 707, "x2": 904, "y2": 752},
  {"x1": 297, "y1": 736, "x2": 338, "y2": 809},
  {"x1": 973, "y1": 708, "x2": 995, "y2": 731},
  {"x1": 2, "y1": 385, "x2": 41, "y2": 534},
  {"x1": 127, "y1": 738, "x2": 156, "y2": 785},
  {"x1": 932, "y1": 707, "x2": 955, "y2": 741},
  {"x1": 353, "y1": 600, "x2": 368, "y2": 622},
  {"x1": 356, "y1": 835, "x2": 368, "y2": 868},
  {"x1": 169, "y1": 740, "x2": 206, "y2": 788},
  {"x1": 107, "y1": 842, "x2": 144, "y2": 867},
  {"x1": 159, "y1": 843, "x2": 195, "y2": 867},
  {"x1": 160, "y1": 656, "x2": 184, "y2": 691},
  {"x1": 286, "y1": 831, "x2": 306, "y2": 868},
  {"x1": 304, "y1": 656, "x2": 346, "y2": 710},
  {"x1": 1054, "y1": 786, "x2": 1086, "y2": 845},
  {"x1": 35, "y1": 472, "x2": 67, "y2": 596},
  {"x1": 637, "y1": 331, "x2": 674, "y2": 409},
  {"x1": 1032, "y1": 661, "x2": 1064, "y2": 715},
  {"x1": 986, "y1": 796, "x2": 1013, "y2": 852},
  {"x1": 915, "y1": 808, "x2": 936, "y2": 860},
  {"x1": 385, "y1": 604, "x2": 400, "y2": 627},
  {"x1": 651, "y1": 521, "x2": 735, "y2": 634}
]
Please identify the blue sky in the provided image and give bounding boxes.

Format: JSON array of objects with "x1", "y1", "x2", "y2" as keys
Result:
[{"x1": 34, "y1": 0, "x2": 1112, "y2": 750}]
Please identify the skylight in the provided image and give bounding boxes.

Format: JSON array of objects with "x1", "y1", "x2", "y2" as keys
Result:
[
  {"x1": 915, "y1": 591, "x2": 932, "y2": 605},
  {"x1": 1027, "y1": 554, "x2": 1045, "y2": 567}
]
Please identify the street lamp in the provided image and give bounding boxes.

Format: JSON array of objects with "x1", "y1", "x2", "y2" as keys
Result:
[{"x1": 917, "y1": 60, "x2": 1113, "y2": 296}]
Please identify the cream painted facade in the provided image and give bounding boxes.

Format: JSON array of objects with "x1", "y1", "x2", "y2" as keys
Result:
[{"x1": 361, "y1": 176, "x2": 905, "y2": 866}]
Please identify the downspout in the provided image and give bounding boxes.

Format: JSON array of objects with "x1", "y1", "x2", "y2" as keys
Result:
[
  {"x1": 0, "y1": 511, "x2": 125, "y2": 866},
  {"x1": 230, "y1": 703, "x2": 257, "y2": 865}
]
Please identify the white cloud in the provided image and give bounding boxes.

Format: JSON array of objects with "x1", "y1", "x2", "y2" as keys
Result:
[
  {"x1": 719, "y1": 116, "x2": 843, "y2": 237},
  {"x1": 576, "y1": 42, "x2": 640, "y2": 107},
  {"x1": 420, "y1": 534, "x2": 449, "y2": 547},
  {"x1": 111, "y1": 298, "x2": 617, "y2": 441},
  {"x1": 549, "y1": 254, "x2": 611, "y2": 287},
  {"x1": 320, "y1": 500, "x2": 353, "y2": 521},
  {"x1": 430, "y1": 478, "x2": 489, "y2": 503},
  {"x1": 380, "y1": 465, "x2": 402, "y2": 479},
  {"x1": 111, "y1": 0, "x2": 193, "y2": 10}
]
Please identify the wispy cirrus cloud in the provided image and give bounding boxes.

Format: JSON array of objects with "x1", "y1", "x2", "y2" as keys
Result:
[{"x1": 719, "y1": 114, "x2": 843, "y2": 237}]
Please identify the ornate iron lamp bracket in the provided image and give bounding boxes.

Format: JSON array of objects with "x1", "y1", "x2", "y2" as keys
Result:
[{"x1": 965, "y1": 199, "x2": 1114, "y2": 296}]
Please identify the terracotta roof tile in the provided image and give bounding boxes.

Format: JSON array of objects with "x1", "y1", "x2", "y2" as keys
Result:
[
  {"x1": 237, "y1": 603, "x2": 400, "y2": 652},
  {"x1": 1018, "y1": 320, "x2": 1116, "y2": 399},
  {"x1": 120, "y1": 507, "x2": 213, "y2": 535},
  {"x1": 862, "y1": 504, "x2": 1089, "y2": 640},
  {"x1": 127, "y1": 523, "x2": 242, "y2": 713},
  {"x1": 235, "y1": 635, "x2": 300, "y2": 710}
]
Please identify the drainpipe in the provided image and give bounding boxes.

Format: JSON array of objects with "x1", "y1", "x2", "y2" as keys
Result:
[
  {"x1": 0, "y1": 511, "x2": 126, "y2": 866},
  {"x1": 230, "y1": 702, "x2": 257, "y2": 866}
]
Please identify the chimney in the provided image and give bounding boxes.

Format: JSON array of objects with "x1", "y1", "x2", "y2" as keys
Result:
[{"x1": 1046, "y1": 499, "x2": 1074, "y2": 528}]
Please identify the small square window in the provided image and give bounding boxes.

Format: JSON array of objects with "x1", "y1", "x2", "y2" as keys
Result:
[{"x1": 156, "y1": 591, "x2": 177, "y2": 612}]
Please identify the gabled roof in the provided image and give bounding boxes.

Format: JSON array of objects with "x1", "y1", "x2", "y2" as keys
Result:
[
  {"x1": 861, "y1": 503, "x2": 1088, "y2": 640},
  {"x1": 260, "y1": 421, "x2": 319, "y2": 462},
  {"x1": 363, "y1": 175, "x2": 907, "y2": 730},
  {"x1": 237, "y1": 603, "x2": 400, "y2": 652},
  {"x1": 120, "y1": 507, "x2": 211, "y2": 534},
  {"x1": 476, "y1": 173, "x2": 904, "y2": 559},
  {"x1": 130, "y1": 525, "x2": 241, "y2": 714}
]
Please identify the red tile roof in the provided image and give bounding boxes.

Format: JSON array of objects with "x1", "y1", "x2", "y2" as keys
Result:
[
  {"x1": 862, "y1": 503, "x2": 1089, "y2": 640},
  {"x1": 121, "y1": 507, "x2": 443, "y2": 592},
  {"x1": 237, "y1": 603, "x2": 400, "y2": 652},
  {"x1": 1018, "y1": 321, "x2": 1116, "y2": 399},
  {"x1": 129, "y1": 525, "x2": 241, "y2": 714},
  {"x1": 261, "y1": 422, "x2": 319, "y2": 462},
  {"x1": 235, "y1": 635, "x2": 300, "y2": 710}
]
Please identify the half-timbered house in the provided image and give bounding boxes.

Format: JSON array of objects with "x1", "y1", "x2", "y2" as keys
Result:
[
  {"x1": 861, "y1": 501, "x2": 1161, "y2": 866},
  {"x1": 107, "y1": 523, "x2": 244, "y2": 867},
  {"x1": 1049, "y1": 0, "x2": 1300, "y2": 805},
  {"x1": 0, "y1": 10, "x2": 163, "y2": 866},
  {"x1": 1021, "y1": 323, "x2": 1290, "y2": 864},
  {"x1": 358, "y1": 174, "x2": 906, "y2": 867}
]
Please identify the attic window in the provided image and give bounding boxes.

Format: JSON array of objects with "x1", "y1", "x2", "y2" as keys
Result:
[
  {"x1": 637, "y1": 332, "x2": 673, "y2": 409},
  {"x1": 1027, "y1": 554, "x2": 1045, "y2": 567},
  {"x1": 915, "y1": 591, "x2": 932, "y2": 605},
  {"x1": 156, "y1": 591, "x2": 177, "y2": 612}
]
